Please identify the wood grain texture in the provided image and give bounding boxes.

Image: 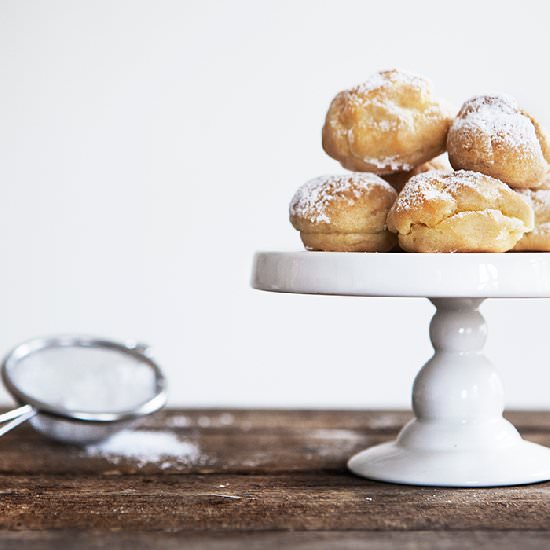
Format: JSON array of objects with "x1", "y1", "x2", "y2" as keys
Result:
[
  {"x1": 2, "y1": 473, "x2": 550, "y2": 531},
  {"x1": 1, "y1": 531, "x2": 550, "y2": 550},
  {"x1": 0, "y1": 409, "x2": 549, "y2": 548},
  {"x1": 0, "y1": 410, "x2": 547, "y2": 475},
  {"x1": 136, "y1": 409, "x2": 550, "y2": 433}
]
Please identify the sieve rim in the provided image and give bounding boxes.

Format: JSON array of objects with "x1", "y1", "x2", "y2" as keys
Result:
[{"x1": 1, "y1": 335, "x2": 168, "y2": 423}]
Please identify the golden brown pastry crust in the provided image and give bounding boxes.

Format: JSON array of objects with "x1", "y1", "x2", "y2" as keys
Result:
[
  {"x1": 536, "y1": 169, "x2": 550, "y2": 189},
  {"x1": 385, "y1": 153, "x2": 452, "y2": 192},
  {"x1": 322, "y1": 69, "x2": 452, "y2": 175},
  {"x1": 387, "y1": 170, "x2": 534, "y2": 253},
  {"x1": 299, "y1": 232, "x2": 396, "y2": 253},
  {"x1": 447, "y1": 95, "x2": 550, "y2": 188},
  {"x1": 513, "y1": 189, "x2": 550, "y2": 251},
  {"x1": 289, "y1": 173, "x2": 397, "y2": 252}
]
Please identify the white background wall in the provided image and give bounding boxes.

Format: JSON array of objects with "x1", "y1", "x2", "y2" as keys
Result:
[{"x1": 0, "y1": 0, "x2": 549, "y2": 408}]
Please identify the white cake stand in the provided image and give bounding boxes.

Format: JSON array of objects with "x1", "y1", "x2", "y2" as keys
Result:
[{"x1": 252, "y1": 251, "x2": 550, "y2": 487}]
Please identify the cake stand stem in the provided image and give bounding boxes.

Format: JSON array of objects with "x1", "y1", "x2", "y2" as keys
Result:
[
  {"x1": 414, "y1": 298, "x2": 499, "y2": 424},
  {"x1": 348, "y1": 297, "x2": 550, "y2": 487}
]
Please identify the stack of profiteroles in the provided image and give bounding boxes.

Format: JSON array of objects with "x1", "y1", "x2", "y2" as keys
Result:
[{"x1": 290, "y1": 69, "x2": 550, "y2": 253}]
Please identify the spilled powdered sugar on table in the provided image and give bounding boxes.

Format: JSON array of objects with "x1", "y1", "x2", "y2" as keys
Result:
[{"x1": 84, "y1": 430, "x2": 209, "y2": 469}]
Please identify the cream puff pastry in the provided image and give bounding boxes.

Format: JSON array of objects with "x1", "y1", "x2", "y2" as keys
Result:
[
  {"x1": 290, "y1": 173, "x2": 397, "y2": 252},
  {"x1": 387, "y1": 170, "x2": 534, "y2": 252},
  {"x1": 322, "y1": 69, "x2": 452, "y2": 174},
  {"x1": 447, "y1": 95, "x2": 550, "y2": 188}
]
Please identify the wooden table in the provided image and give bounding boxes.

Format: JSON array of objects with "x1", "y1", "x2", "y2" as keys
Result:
[{"x1": 1, "y1": 409, "x2": 550, "y2": 548}]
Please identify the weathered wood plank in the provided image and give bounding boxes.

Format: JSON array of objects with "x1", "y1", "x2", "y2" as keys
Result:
[
  {"x1": 1, "y1": 410, "x2": 550, "y2": 540},
  {"x1": 135, "y1": 409, "x2": 550, "y2": 434},
  {"x1": 0, "y1": 474, "x2": 549, "y2": 531},
  {"x1": 0, "y1": 409, "x2": 414, "y2": 439},
  {"x1": 0, "y1": 530, "x2": 549, "y2": 550},
  {"x1": 139, "y1": 409, "x2": 414, "y2": 433},
  {"x1": 5, "y1": 409, "x2": 549, "y2": 438},
  {"x1": 2, "y1": 410, "x2": 550, "y2": 451},
  {"x1": 0, "y1": 430, "x2": 382, "y2": 475},
  {"x1": 0, "y1": 423, "x2": 549, "y2": 475}
]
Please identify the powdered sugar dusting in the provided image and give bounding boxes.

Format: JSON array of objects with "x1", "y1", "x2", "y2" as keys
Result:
[
  {"x1": 394, "y1": 170, "x2": 451, "y2": 211},
  {"x1": 452, "y1": 94, "x2": 538, "y2": 153},
  {"x1": 518, "y1": 188, "x2": 550, "y2": 209},
  {"x1": 361, "y1": 154, "x2": 413, "y2": 171},
  {"x1": 289, "y1": 174, "x2": 390, "y2": 224},
  {"x1": 395, "y1": 170, "x2": 500, "y2": 212},
  {"x1": 84, "y1": 430, "x2": 204, "y2": 468},
  {"x1": 353, "y1": 69, "x2": 429, "y2": 97}
]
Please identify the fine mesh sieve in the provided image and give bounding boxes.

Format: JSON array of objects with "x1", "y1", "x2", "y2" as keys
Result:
[{"x1": 0, "y1": 335, "x2": 167, "y2": 444}]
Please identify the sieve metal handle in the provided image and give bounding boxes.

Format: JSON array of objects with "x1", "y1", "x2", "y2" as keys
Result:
[{"x1": 0, "y1": 405, "x2": 37, "y2": 437}]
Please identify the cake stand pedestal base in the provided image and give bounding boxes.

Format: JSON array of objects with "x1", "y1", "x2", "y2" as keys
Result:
[
  {"x1": 348, "y1": 437, "x2": 550, "y2": 487},
  {"x1": 348, "y1": 298, "x2": 550, "y2": 487}
]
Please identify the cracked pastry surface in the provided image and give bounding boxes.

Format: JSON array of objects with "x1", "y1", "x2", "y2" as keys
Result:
[
  {"x1": 289, "y1": 173, "x2": 397, "y2": 252},
  {"x1": 386, "y1": 170, "x2": 534, "y2": 252},
  {"x1": 447, "y1": 95, "x2": 550, "y2": 188},
  {"x1": 513, "y1": 189, "x2": 550, "y2": 251},
  {"x1": 322, "y1": 69, "x2": 453, "y2": 174}
]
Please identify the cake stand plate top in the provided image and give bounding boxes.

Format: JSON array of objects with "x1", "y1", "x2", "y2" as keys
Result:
[{"x1": 252, "y1": 252, "x2": 550, "y2": 298}]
